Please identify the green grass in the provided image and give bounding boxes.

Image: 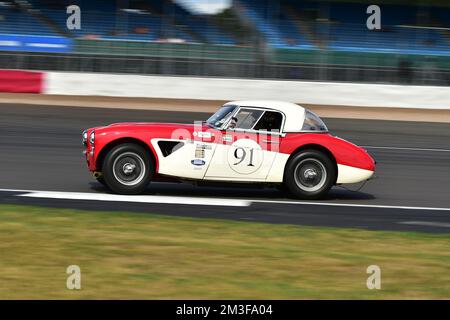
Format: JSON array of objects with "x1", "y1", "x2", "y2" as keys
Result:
[{"x1": 0, "y1": 204, "x2": 449, "y2": 299}]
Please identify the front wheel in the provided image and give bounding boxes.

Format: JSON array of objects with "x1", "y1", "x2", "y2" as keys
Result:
[
  {"x1": 284, "y1": 150, "x2": 336, "y2": 200},
  {"x1": 102, "y1": 143, "x2": 152, "y2": 195}
]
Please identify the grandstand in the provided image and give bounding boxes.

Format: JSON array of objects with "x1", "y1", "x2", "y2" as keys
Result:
[
  {"x1": 1, "y1": 0, "x2": 449, "y2": 51},
  {"x1": 0, "y1": 0, "x2": 235, "y2": 44},
  {"x1": 1, "y1": 0, "x2": 450, "y2": 84},
  {"x1": 234, "y1": 0, "x2": 450, "y2": 54},
  {"x1": 0, "y1": 1, "x2": 57, "y2": 36}
]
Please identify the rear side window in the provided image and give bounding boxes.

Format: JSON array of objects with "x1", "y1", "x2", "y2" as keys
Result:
[{"x1": 302, "y1": 110, "x2": 328, "y2": 132}]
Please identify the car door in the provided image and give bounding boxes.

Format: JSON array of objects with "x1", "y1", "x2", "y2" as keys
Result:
[
  {"x1": 204, "y1": 107, "x2": 284, "y2": 182},
  {"x1": 151, "y1": 125, "x2": 216, "y2": 180}
]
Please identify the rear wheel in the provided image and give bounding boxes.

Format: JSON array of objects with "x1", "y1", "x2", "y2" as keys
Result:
[
  {"x1": 284, "y1": 149, "x2": 336, "y2": 200},
  {"x1": 102, "y1": 144, "x2": 152, "y2": 195}
]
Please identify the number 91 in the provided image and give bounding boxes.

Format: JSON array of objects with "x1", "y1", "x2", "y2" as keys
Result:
[{"x1": 234, "y1": 147, "x2": 255, "y2": 167}]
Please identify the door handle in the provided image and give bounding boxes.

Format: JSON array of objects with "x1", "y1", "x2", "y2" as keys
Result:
[{"x1": 262, "y1": 139, "x2": 279, "y2": 144}]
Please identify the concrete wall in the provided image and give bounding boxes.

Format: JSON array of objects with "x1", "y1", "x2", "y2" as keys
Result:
[{"x1": 39, "y1": 71, "x2": 448, "y2": 109}]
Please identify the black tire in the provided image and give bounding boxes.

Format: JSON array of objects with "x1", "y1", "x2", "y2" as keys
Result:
[
  {"x1": 102, "y1": 143, "x2": 153, "y2": 195},
  {"x1": 284, "y1": 149, "x2": 336, "y2": 200}
]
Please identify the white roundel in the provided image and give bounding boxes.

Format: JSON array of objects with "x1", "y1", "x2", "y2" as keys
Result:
[{"x1": 227, "y1": 139, "x2": 264, "y2": 175}]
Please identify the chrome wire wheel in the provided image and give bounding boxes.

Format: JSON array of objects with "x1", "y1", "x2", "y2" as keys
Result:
[
  {"x1": 293, "y1": 158, "x2": 327, "y2": 192},
  {"x1": 112, "y1": 152, "x2": 146, "y2": 186}
]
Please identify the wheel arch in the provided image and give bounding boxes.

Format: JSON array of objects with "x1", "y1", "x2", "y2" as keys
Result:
[
  {"x1": 96, "y1": 137, "x2": 156, "y2": 172},
  {"x1": 285, "y1": 144, "x2": 338, "y2": 184}
]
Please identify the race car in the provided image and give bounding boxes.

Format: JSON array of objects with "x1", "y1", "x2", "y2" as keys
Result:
[{"x1": 82, "y1": 101, "x2": 375, "y2": 199}]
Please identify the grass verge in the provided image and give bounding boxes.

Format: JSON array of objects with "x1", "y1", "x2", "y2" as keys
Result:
[{"x1": 0, "y1": 204, "x2": 449, "y2": 299}]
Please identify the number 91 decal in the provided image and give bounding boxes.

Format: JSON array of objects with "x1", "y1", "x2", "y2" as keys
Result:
[{"x1": 227, "y1": 139, "x2": 264, "y2": 174}]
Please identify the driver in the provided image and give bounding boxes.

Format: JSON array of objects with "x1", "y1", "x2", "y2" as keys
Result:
[
  {"x1": 227, "y1": 117, "x2": 238, "y2": 129},
  {"x1": 264, "y1": 112, "x2": 278, "y2": 131}
]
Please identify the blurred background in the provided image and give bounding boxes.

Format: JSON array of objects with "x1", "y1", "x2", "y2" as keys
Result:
[{"x1": 0, "y1": 0, "x2": 449, "y2": 85}]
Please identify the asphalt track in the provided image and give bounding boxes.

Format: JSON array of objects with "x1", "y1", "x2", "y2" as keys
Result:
[{"x1": 1, "y1": 103, "x2": 450, "y2": 233}]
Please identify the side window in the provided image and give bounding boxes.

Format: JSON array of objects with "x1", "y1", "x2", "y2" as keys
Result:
[
  {"x1": 302, "y1": 110, "x2": 328, "y2": 132},
  {"x1": 230, "y1": 108, "x2": 264, "y2": 129},
  {"x1": 253, "y1": 111, "x2": 283, "y2": 132}
]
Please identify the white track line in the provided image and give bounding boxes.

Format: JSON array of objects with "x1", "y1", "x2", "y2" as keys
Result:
[
  {"x1": 14, "y1": 190, "x2": 250, "y2": 207},
  {"x1": 398, "y1": 221, "x2": 450, "y2": 228},
  {"x1": 1, "y1": 188, "x2": 450, "y2": 212},
  {"x1": 251, "y1": 199, "x2": 450, "y2": 212},
  {"x1": 363, "y1": 146, "x2": 450, "y2": 152}
]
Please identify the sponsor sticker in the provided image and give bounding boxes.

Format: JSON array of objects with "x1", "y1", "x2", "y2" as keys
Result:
[
  {"x1": 196, "y1": 143, "x2": 212, "y2": 150},
  {"x1": 195, "y1": 148, "x2": 205, "y2": 158},
  {"x1": 191, "y1": 159, "x2": 206, "y2": 166},
  {"x1": 223, "y1": 134, "x2": 233, "y2": 143},
  {"x1": 193, "y1": 131, "x2": 212, "y2": 139}
]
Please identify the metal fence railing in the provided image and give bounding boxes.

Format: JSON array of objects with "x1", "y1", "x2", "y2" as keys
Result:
[{"x1": 1, "y1": 50, "x2": 449, "y2": 86}]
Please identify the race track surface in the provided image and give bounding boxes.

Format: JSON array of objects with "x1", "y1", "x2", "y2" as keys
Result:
[{"x1": 1, "y1": 104, "x2": 450, "y2": 233}]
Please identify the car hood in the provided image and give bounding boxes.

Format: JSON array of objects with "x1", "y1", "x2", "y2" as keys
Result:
[{"x1": 95, "y1": 122, "x2": 204, "y2": 133}]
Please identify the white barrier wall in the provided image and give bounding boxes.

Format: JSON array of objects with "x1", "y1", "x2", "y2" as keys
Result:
[{"x1": 46, "y1": 72, "x2": 450, "y2": 109}]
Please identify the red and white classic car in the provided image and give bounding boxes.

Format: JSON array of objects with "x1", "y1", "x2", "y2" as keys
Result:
[{"x1": 82, "y1": 101, "x2": 375, "y2": 199}]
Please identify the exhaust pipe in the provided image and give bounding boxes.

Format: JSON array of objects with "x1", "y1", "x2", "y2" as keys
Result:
[{"x1": 93, "y1": 172, "x2": 103, "y2": 179}]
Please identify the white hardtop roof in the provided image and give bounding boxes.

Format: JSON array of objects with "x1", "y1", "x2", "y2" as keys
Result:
[{"x1": 224, "y1": 100, "x2": 307, "y2": 132}]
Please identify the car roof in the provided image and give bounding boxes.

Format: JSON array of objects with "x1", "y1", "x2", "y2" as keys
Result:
[{"x1": 225, "y1": 100, "x2": 306, "y2": 132}]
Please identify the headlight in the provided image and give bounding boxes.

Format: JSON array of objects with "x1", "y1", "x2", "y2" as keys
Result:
[
  {"x1": 82, "y1": 130, "x2": 87, "y2": 146},
  {"x1": 89, "y1": 131, "x2": 95, "y2": 145}
]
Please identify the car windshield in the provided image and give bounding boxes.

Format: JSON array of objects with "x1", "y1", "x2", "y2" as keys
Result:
[
  {"x1": 206, "y1": 105, "x2": 237, "y2": 128},
  {"x1": 302, "y1": 110, "x2": 328, "y2": 132}
]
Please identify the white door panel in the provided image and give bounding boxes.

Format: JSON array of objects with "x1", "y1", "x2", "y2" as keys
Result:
[
  {"x1": 151, "y1": 139, "x2": 216, "y2": 180},
  {"x1": 205, "y1": 138, "x2": 277, "y2": 181}
]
